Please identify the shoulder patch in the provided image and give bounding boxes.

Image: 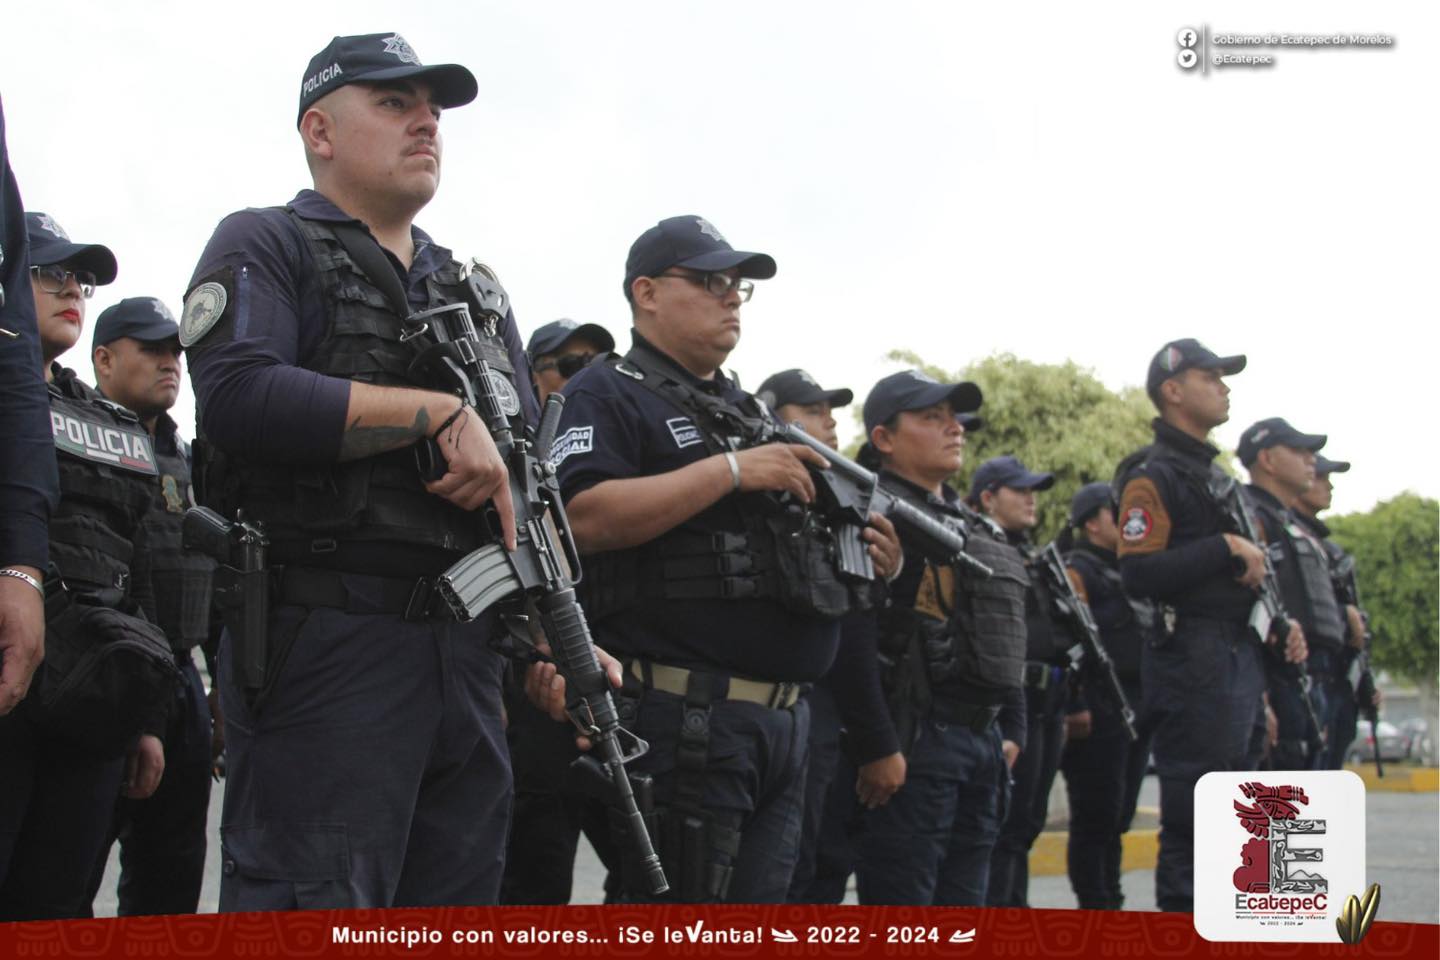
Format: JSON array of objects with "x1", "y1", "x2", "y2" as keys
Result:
[
  {"x1": 179, "y1": 281, "x2": 228, "y2": 347},
  {"x1": 550, "y1": 426, "x2": 594, "y2": 466},
  {"x1": 666, "y1": 417, "x2": 703, "y2": 449},
  {"x1": 1117, "y1": 475, "x2": 1171, "y2": 557}
]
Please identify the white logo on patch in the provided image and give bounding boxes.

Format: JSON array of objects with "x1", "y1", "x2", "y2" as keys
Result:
[
  {"x1": 36, "y1": 214, "x2": 68, "y2": 240},
  {"x1": 486, "y1": 370, "x2": 522, "y2": 418},
  {"x1": 695, "y1": 218, "x2": 726, "y2": 243},
  {"x1": 667, "y1": 417, "x2": 703, "y2": 449},
  {"x1": 383, "y1": 34, "x2": 421, "y2": 65},
  {"x1": 550, "y1": 426, "x2": 594, "y2": 466},
  {"x1": 179, "y1": 282, "x2": 228, "y2": 348}
]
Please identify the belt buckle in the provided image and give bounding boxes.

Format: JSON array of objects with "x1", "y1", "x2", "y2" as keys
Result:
[{"x1": 769, "y1": 682, "x2": 797, "y2": 710}]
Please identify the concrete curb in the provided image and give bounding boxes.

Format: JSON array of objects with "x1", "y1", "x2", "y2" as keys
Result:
[
  {"x1": 1346, "y1": 764, "x2": 1439, "y2": 793},
  {"x1": 1030, "y1": 819, "x2": 1160, "y2": 878}
]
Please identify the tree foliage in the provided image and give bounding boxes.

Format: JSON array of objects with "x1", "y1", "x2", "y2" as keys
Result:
[
  {"x1": 1328, "y1": 492, "x2": 1439, "y2": 688},
  {"x1": 859, "y1": 351, "x2": 1155, "y2": 544}
]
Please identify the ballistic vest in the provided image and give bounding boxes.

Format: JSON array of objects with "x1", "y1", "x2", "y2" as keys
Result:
[
  {"x1": 1066, "y1": 544, "x2": 1154, "y2": 682},
  {"x1": 146, "y1": 418, "x2": 215, "y2": 649},
  {"x1": 47, "y1": 367, "x2": 157, "y2": 608},
  {"x1": 199, "y1": 211, "x2": 523, "y2": 571},
  {"x1": 1248, "y1": 492, "x2": 1346, "y2": 653}
]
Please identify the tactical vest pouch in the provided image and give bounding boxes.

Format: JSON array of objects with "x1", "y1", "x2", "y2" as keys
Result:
[
  {"x1": 33, "y1": 592, "x2": 179, "y2": 759},
  {"x1": 955, "y1": 536, "x2": 1028, "y2": 689},
  {"x1": 766, "y1": 515, "x2": 851, "y2": 620}
]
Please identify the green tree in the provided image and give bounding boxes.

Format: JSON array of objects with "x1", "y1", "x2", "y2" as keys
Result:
[
  {"x1": 861, "y1": 351, "x2": 1155, "y2": 544},
  {"x1": 1328, "y1": 492, "x2": 1440, "y2": 689}
]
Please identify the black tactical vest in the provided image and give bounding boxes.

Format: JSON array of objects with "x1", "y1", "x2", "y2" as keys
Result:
[
  {"x1": 1281, "y1": 512, "x2": 1347, "y2": 651},
  {"x1": 1067, "y1": 545, "x2": 1154, "y2": 682},
  {"x1": 199, "y1": 211, "x2": 523, "y2": 571},
  {"x1": 147, "y1": 420, "x2": 215, "y2": 649},
  {"x1": 1017, "y1": 541, "x2": 1078, "y2": 664},
  {"x1": 875, "y1": 482, "x2": 1028, "y2": 694},
  {"x1": 47, "y1": 368, "x2": 158, "y2": 607},
  {"x1": 577, "y1": 345, "x2": 860, "y2": 621}
]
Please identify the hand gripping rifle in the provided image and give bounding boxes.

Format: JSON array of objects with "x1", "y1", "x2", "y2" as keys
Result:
[
  {"x1": 1035, "y1": 542, "x2": 1138, "y2": 741},
  {"x1": 760, "y1": 420, "x2": 995, "y2": 580},
  {"x1": 1334, "y1": 554, "x2": 1383, "y2": 777},
  {"x1": 1211, "y1": 476, "x2": 1324, "y2": 759},
  {"x1": 402, "y1": 267, "x2": 667, "y2": 895}
]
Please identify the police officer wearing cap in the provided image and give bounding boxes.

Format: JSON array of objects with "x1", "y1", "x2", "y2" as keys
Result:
[
  {"x1": 1056, "y1": 482, "x2": 1156, "y2": 910},
  {"x1": 181, "y1": 33, "x2": 563, "y2": 909},
  {"x1": 500, "y1": 316, "x2": 621, "y2": 906},
  {"x1": 527, "y1": 319, "x2": 615, "y2": 403},
  {"x1": 1114, "y1": 339, "x2": 1305, "y2": 913},
  {"x1": 0, "y1": 100, "x2": 60, "y2": 724},
  {"x1": 846, "y1": 371, "x2": 1026, "y2": 906},
  {"x1": 1292, "y1": 454, "x2": 1375, "y2": 769},
  {"x1": 968, "y1": 454, "x2": 1076, "y2": 908},
  {"x1": 1, "y1": 215, "x2": 171, "y2": 919},
  {"x1": 553, "y1": 215, "x2": 898, "y2": 902},
  {"x1": 753, "y1": 368, "x2": 905, "y2": 904},
  {"x1": 1238, "y1": 418, "x2": 1338, "y2": 771},
  {"x1": 84, "y1": 298, "x2": 216, "y2": 915}
]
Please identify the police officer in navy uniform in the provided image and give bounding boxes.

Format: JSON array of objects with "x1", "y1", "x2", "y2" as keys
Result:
[
  {"x1": 500, "y1": 315, "x2": 621, "y2": 905},
  {"x1": 0, "y1": 98, "x2": 60, "y2": 723},
  {"x1": 86, "y1": 298, "x2": 216, "y2": 915},
  {"x1": 753, "y1": 368, "x2": 905, "y2": 904},
  {"x1": 553, "y1": 215, "x2": 897, "y2": 902},
  {"x1": 969, "y1": 454, "x2": 1077, "y2": 908},
  {"x1": 1293, "y1": 454, "x2": 1376, "y2": 768},
  {"x1": 181, "y1": 34, "x2": 567, "y2": 909},
  {"x1": 1058, "y1": 482, "x2": 1156, "y2": 910},
  {"x1": 527, "y1": 319, "x2": 615, "y2": 403},
  {"x1": 848, "y1": 372, "x2": 1026, "y2": 906},
  {"x1": 1114, "y1": 339, "x2": 1305, "y2": 913},
  {"x1": 1237, "y1": 418, "x2": 1336, "y2": 771},
  {"x1": 1, "y1": 214, "x2": 168, "y2": 919}
]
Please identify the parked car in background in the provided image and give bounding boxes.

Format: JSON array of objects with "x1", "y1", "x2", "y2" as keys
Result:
[
  {"x1": 1397, "y1": 717, "x2": 1435, "y2": 764},
  {"x1": 1347, "y1": 720, "x2": 1411, "y2": 765}
]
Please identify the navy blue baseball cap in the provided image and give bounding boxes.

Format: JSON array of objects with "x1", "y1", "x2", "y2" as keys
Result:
[
  {"x1": 1069, "y1": 481, "x2": 1115, "y2": 526},
  {"x1": 1146, "y1": 338, "x2": 1246, "y2": 404},
  {"x1": 92, "y1": 297, "x2": 180, "y2": 349},
  {"x1": 526, "y1": 319, "x2": 615, "y2": 359},
  {"x1": 297, "y1": 33, "x2": 478, "y2": 126},
  {"x1": 862, "y1": 369, "x2": 983, "y2": 433},
  {"x1": 25, "y1": 212, "x2": 117, "y2": 284},
  {"x1": 1315, "y1": 454, "x2": 1351, "y2": 475},
  {"x1": 969, "y1": 455, "x2": 1055, "y2": 502},
  {"x1": 1238, "y1": 417, "x2": 1326, "y2": 466},
  {"x1": 623, "y1": 215, "x2": 776, "y2": 301},
  {"x1": 756, "y1": 369, "x2": 853, "y2": 411}
]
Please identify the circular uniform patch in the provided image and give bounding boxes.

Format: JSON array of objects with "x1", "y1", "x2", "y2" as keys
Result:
[
  {"x1": 486, "y1": 370, "x2": 522, "y2": 418},
  {"x1": 179, "y1": 282, "x2": 228, "y2": 347},
  {"x1": 1121, "y1": 506, "x2": 1153, "y2": 542}
]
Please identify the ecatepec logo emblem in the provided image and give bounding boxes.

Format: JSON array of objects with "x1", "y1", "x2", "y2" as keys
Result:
[
  {"x1": 695, "y1": 218, "x2": 726, "y2": 243},
  {"x1": 36, "y1": 213, "x2": 68, "y2": 240},
  {"x1": 383, "y1": 34, "x2": 421, "y2": 65},
  {"x1": 1194, "y1": 771, "x2": 1366, "y2": 943}
]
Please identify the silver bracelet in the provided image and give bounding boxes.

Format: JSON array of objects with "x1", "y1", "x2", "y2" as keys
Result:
[
  {"x1": 0, "y1": 567, "x2": 43, "y2": 598},
  {"x1": 723, "y1": 451, "x2": 741, "y2": 492}
]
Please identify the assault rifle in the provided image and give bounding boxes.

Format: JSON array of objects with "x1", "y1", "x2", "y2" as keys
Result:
[
  {"x1": 402, "y1": 267, "x2": 667, "y2": 896},
  {"x1": 1211, "y1": 477, "x2": 1324, "y2": 759},
  {"x1": 1334, "y1": 554, "x2": 1383, "y2": 777},
  {"x1": 1035, "y1": 542, "x2": 1137, "y2": 740},
  {"x1": 760, "y1": 420, "x2": 995, "y2": 580}
]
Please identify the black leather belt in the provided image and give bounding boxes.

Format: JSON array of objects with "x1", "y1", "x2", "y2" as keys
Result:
[
  {"x1": 1023, "y1": 661, "x2": 1066, "y2": 691},
  {"x1": 275, "y1": 566, "x2": 454, "y2": 622},
  {"x1": 931, "y1": 700, "x2": 1000, "y2": 734}
]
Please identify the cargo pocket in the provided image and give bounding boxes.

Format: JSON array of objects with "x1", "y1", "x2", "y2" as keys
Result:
[{"x1": 219, "y1": 822, "x2": 353, "y2": 911}]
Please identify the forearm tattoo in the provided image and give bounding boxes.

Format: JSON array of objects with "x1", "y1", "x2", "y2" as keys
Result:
[{"x1": 339, "y1": 406, "x2": 431, "y2": 460}]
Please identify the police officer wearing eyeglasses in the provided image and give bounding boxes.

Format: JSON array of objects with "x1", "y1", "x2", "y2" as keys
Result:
[
  {"x1": 552, "y1": 215, "x2": 892, "y2": 902},
  {"x1": 1, "y1": 214, "x2": 172, "y2": 919}
]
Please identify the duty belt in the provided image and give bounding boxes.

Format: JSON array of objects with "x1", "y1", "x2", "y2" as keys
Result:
[
  {"x1": 275, "y1": 566, "x2": 454, "y2": 622},
  {"x1": 931, "y1": 699, "x2": 1000, "y2": 734},
  {"x1": 628, "y1": 660, "x2": 804, "y2": 710}
]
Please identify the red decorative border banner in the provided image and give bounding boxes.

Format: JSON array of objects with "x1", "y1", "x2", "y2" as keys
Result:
[{"x1": 1, "y1": 907, "x2": 1432, "y2": 957}]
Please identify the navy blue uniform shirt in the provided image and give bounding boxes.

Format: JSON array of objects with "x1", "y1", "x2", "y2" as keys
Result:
[
  {"x1": 553, "y1": 334, "x2": 839, "y2": 683},
  {"x1": 0, "y1": 95, "x2": 59, "y2": 569},
  {"x1": 185, "y1": 189, "x2": 537, "y2": 465}
]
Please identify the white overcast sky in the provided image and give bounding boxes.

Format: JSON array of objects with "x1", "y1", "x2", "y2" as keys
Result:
[{"x1": 2, "y1": 1, "x2": 1434, "y2": 516}]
